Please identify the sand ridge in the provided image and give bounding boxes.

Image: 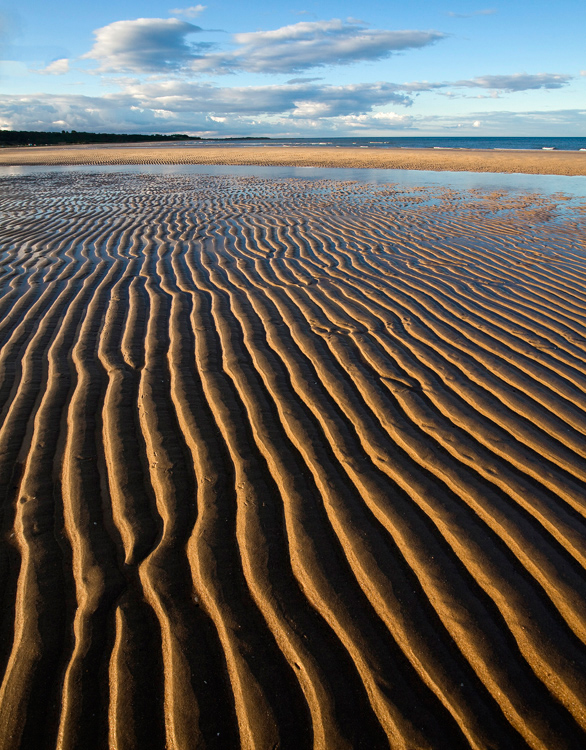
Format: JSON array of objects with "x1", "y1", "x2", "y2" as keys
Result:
[
  {"x1": 1, "y1": 144, "x2": 586, "y2": 175},
  {"x1": 1, "y1": 173, "x2": 586, "y2": 749}
]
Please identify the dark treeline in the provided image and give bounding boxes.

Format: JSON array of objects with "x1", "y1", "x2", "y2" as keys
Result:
[
  {"x1": 0, "y1": 131, "x2": 198, "y2": 146},
  {"x1": 0, "y1": 130, "x2": 273, "y2": 147}
]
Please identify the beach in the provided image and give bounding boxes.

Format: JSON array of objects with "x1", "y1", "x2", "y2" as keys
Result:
[
  {"x1": 1, "y1": 143, "x2": 586, "y2": 175},
  {"x1": 1, "y1": 165, "x2": 586, "y2": 750}
]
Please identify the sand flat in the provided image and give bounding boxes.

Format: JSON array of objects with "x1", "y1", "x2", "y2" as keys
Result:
[
  {"x1": 1, "y1": 172, "x2": 586, "y2": 749},
  {"x1": 1, "y1": 143, "x2": 586, "y2": 175}
]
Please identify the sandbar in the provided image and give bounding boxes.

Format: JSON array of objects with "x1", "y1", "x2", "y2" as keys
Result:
[{"x1": 1, "y1": 143, "x2": 586, "y2": 175}]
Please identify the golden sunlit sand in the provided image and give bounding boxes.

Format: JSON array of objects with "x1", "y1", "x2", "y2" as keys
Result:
[
  {"x1": 1, "y1": 169, "x2": 586, "y2": 749},
  {"x1": 1, "y1": 143, "x2": 586, "y2": 175}
]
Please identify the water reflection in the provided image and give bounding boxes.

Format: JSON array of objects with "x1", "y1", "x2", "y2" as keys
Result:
[{"x1": 1, "y1": 162, "x2": 586, "y2": 198}]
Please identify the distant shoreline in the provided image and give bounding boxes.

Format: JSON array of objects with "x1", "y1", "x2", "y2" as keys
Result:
[
  {"x1": 2, "y1": 144, "x2": 586, "y2": 175},
  {"x1": 0, "y1": 130, "x2": 272, "y2": 148}
]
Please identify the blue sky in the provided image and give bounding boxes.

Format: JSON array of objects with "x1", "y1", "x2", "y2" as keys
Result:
[{"x1": 0, "y1": 0, "x2": 584, "y2": 136}]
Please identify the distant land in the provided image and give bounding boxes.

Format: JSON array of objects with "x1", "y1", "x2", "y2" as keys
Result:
[{"x1": 0, "y1": 130, "x2": 271, "y2": 147}]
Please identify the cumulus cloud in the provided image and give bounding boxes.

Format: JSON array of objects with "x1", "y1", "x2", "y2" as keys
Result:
[
  {"x1": 38, "y1": 58, "x2": 70, "y2": 75},
  {"x1": 190, "y1": 18, "x2": 446, "y2": 74},
  {"x1": 169, "y1": 5, "x2": 206, "y2": 17},
  {"x1": 446, "y1": 9, "x2": 496, "y2": 18},
  {"x1": 82, "y1": 18, "x2": 207, "y2": 72}
]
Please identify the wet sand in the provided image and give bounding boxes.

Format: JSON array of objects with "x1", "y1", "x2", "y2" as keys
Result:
[
  {"x1": 1, "y1": 172, "x2": 586, "y2": 749},
  {"x1": 1, "y1": 144, "x2": 586, "y2": 175}
]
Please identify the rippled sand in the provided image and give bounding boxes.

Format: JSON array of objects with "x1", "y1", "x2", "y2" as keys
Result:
[
  {"x1": 1, "y1": 173, "x2": 586, "y2": 749},
  {"x1": 1, "y1": 144, "x2": 586, "y2": 175}
]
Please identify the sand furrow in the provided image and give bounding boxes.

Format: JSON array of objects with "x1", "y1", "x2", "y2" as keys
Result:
[
  {"x1": 213, "y1": 248, "x2": 555, "y2": 748},
  {"x1": 57, "y1": 256, "x2": 127, "y2": 750},
  {"x1": 303, "y1": 239, "x2": 586, "y2": 454},
  {"x1": 185, "y1": 232, "x2": 343, "y2": 750},
  {"x1": 306, "y1": 262, "x2": 586, "y2": 494},
  {"x1": 197, "y1": 230, "x2": 455, "y2": 749},
  {"x1": 172, "y1": 224, "x2": 399, "y2": 750},
  {"x1": 131, "y1": 222, "x2": 207, "y2": 750},
  {"x1": 245, "y1": 272, "x2": 585, "y2": 747},
  {"x1": 1, "y1": 171, "x2": 586, "y2": 750},
  {"x1": 0, "y1": 239, "x2": 120, "y2": 748}
]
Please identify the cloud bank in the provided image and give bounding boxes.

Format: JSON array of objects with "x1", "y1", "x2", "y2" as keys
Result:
[
  {"x1": 2, "y1": 87, "x2": 582, "y2": 137},
  {"x1": 120, "y1": 79, "x2": 411, "y2": 117}
]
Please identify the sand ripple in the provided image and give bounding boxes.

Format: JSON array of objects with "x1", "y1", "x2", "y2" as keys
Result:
[{"x1": 1, "y1": 173, "x2": 586, "y2": 749}]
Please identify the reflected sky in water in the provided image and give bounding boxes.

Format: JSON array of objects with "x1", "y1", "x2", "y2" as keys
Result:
[{"x1": 2, "y1": 163, "x2": 586, "y2": 199}]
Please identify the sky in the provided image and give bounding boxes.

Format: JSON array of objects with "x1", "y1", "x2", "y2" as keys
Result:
[{"x1": 0, "y1": 0, "x2": 584, "y2": 136}]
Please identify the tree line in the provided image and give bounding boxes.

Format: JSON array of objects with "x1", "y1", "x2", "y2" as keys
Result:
[
  {"x1": 0, "y1": 131, "x2": 200, "y2": 147},
  {"x1": 0, "y1": 131, "x2": 273, "y2": 147}
]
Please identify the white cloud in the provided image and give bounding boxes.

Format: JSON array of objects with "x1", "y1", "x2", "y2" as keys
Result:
[
  {"x1": 399, "y1": 80, "x2": 444, "y2": 92},
  {"x1": 169, "y1": 5, "x2": 206, "y2": 17},
  {"x1": 1, "y1": 91, "x2": 584, "y2": 137},
  {"x1": 290, "y1": 101, "x2": 332, "y2": 118},
  {"x1": 334, "y1": 111, "x2": 414, "y2": 129},
  {"x1": 80, "y1": 16, "x2": 444, "y2": 76},
  {"x1": 472, "y1": 120, "x2": 481, "y2": 127},
  {"x1": 455, "y1": 73, "x2": 571, "y2": 91},
  {"x1": 0, "y1": 79, "x2": 412, "y2": 134},
  {"x1": 38, "y1": 58, "x2": 70, "y2": 75},
  {"x1": 265, "y1": 110, "x2": 415, "y2": 134},
  {"x1": 419, "y1": 108, "x2": 586, "y2": 134},
  {"x1": 399, "y1": 72, "x2": 572, "y2": 94},
  {"x1": 190, "y1": 19, "x2": 446, "y2": 74},
  {"x1": 82, "y1": 18, "x2": 206, "y2": 72},
  {"x1": 121, "y1": 79, "x2": 412, "y2": 117}
]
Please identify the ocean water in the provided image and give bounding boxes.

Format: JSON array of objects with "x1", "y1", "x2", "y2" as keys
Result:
[{"x1": 168, "y1": 136, "x2": 586, "y2": 152}]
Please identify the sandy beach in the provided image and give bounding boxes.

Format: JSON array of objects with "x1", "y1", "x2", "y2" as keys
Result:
[
  {"x1": 1, "y1": 143, "x2": 586, "y2": 175},
  {"x1": 1, "y1": 168, "x2": 586, "y2": 749}
]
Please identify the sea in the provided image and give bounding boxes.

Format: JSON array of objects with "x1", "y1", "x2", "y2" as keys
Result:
[{"x1": 187, "y1": 136, "x2": 586, "y2": 151}]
